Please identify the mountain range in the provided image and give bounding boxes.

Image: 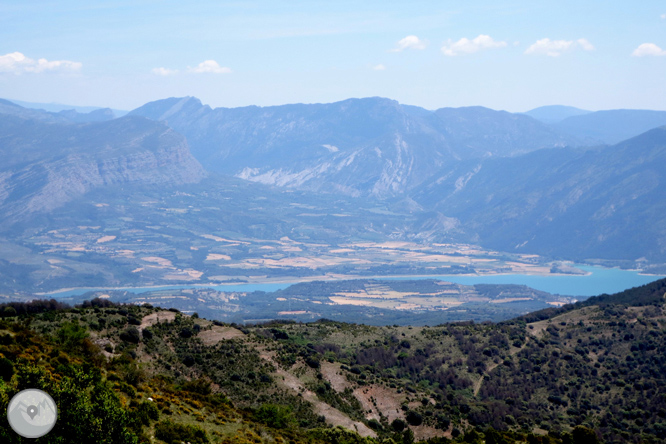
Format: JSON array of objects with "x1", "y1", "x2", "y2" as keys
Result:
[
  {"x1": 1, "y1": 96, "x2": 666, "y2": 443},
  {"x1": 411, "y1": 126, "x2": 666, "y2": 261},
  {"x1": 7, "y1": 98, "x2": 127, "y2": 117},
  {"x1": 523, "y1": 105, "x2": 591, "y2": 124},
  {"x1": 0, "y1": 107, "x2": 205, "y2": 225},
  {"x1": 127, "y1": 96, "x2": 666, "y2": 262},
  {"x1": 128, "y1": 97, "x2": 578, "y2": 199},
  {"x1": 0, "y1": 96, "x2": 665, "y2": 297}
]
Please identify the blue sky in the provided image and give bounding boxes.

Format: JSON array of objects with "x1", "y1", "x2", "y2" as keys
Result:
[{"x1": 1, "y1": 0, "x2": 665, "y2": 112}]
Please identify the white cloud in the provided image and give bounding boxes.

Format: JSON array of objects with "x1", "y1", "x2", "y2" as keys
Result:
[
  {"x1": 152, "y1": 67, "x2": 179, "y2": 76},
  {"x1": 441, "y1": 35, "x2": 507, "y2": 56},
  {"x1": 373, "y1": 64, "x2": 386, "y2": 71},
  {"x1": 524, "y1": 38, "x2": 595, "y2": 57},
  {"x1": 632, "y1": 43, "x2": 666, "y2": 57},
  {"x1": 577, "y1": 38, "x2": 595, "y2": 51},
  {"x1": 0, "y1": 52, "x2": 82, "y2": 74},
  {"x1": 661, "y1": 13, "x2": 666, "y2": 19},
  {"x1": 391, "y1": 35, "x2": 427, "y2": 52},
  {"x1": 187, "y1": 60, "x2": 231, "y2": 74}
]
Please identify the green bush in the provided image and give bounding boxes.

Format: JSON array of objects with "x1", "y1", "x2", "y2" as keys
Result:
[
  {"x1": 391, "y1": 418, "x2": 406, "y2": 432},
  {"x1": 154, "y1": 419, "x2": 209, "y2": 444},
  {"x1": 254, "y1": 403, "x2": 293, "y2": 429},
  {"x1": 405, "y1": 410, "x2": 423, "y2": 426},
  {"x1": 56, "y1": 322, "x2": 89, "y2": 350},
  {"x1": 572, "y1": 425, "x2": 600, "y2": 444},
  {"x1": 309, "y1": 426, "x2": 375, "y2": 444},
  {"x1": 133, "y1": 400, "x2": 159, "y2": 426},
  {"x1": 179, "y1": 378, "x2": 212, "y2": 395},
  {"x1": 120, "y1": 327, "x2": 140, "y2": 344},
  {"x1": 0, "y1": 357, "x2": 14, "y2": 382}
]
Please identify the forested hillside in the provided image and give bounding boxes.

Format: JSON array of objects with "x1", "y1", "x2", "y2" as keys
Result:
[{"x1": 1, "y1": 278, "x2": 665, "y2": 443}]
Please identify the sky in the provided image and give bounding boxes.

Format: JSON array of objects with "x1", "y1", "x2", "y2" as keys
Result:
[{"x1": 1, "y1": 0, "x2": 665, "y2": 112}]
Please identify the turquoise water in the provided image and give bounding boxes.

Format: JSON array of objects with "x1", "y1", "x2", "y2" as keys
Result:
[
  {"x1": 48, "y1": 283, "x2": 292, "y2": 299},
  {"x1": 384, "y1": 265, "x2": 664, "y2": 297},
  {"x1": 46, "y1": 265, "x2": 663, "y2": 299}
]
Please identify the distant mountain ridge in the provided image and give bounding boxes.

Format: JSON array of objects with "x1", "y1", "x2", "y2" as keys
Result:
[
  {"x1": 0, "y1": 104, "x2": 205, "y2": 223},
  {"x1": 129, "y1": 96, "x2": 579, "y2": 198},
  {"x1": 523, "y1": 105, "x2": 591, "y2": 124},
  {"x1": 0, "y1": 98, "x2": 118, "y2": 124},
  {"x1": 7, "y1": 98, "x2": 127, "y2": 117},
  {"x1": 412, "y1": 125, "x2": 666, "y2": 261},
  {"x1": 554, "y1": 109, "x2": 666, "y2": 144},
  {"x1": 3, "y1": 95, "x2": 666, "y2": 269}
]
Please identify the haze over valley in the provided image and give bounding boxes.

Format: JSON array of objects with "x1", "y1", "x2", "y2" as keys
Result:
[{"x1": 1, "y1": 96, "x2": 665, "y2": 326}]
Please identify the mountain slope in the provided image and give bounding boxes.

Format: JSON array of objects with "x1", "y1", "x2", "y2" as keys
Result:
[
  {"x1": 555, "y1": 109, "x2": 666, "y2": 144},
  {"x1": 412, "y1": 126, "x2": 666, "y2": 261},
  {"x1": 0, "y1": 111, "x2": 206, "y2": 223},
  {"x1": 129, "y1": 97, "x2": 578, "y2": 198},
  {"x1": 7, "y1": 98, "x2": 127, "y2": 116},
  {"x1": 3, "y1": 277, "x2": 666, "y2": 443},
  {"x1": 523, "y1": 105, "x2": 591, "y2": 124},
  {"x1": 433, "y1": 106, "x2": 574, "y2": 157}
]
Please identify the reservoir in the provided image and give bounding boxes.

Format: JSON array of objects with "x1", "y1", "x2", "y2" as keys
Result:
[
  {"x1": 385, "y1": 265, "x2": 664, "y2": 297},
  {"x1": 47, "y1": 265, "x2": 663, "y2": 299}
]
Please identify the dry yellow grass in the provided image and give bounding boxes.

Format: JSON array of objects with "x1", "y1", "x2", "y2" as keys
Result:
[
  {"x1": 141, "y1": 256, "x2": 173, "y2": 267},
  {"x1": 140, "y1": 310, "x2": 177, "y2": 329},
  {"x1": 197, "y1": 326, "x2": 244, "y2": 345}
]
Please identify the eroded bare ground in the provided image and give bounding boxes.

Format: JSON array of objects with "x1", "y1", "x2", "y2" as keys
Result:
[
  {"x1": 135, "y1": 313, "x2": 450, "y2": 439},
  {"x1": 284, "y1": 357, "x2": 448, "y2": 439},
  {"x1": 257, "y1": 348, "x2": 376, "y2": 437},
  {"x1": 352, "y1": 385, "x2": 405, "y2": 423},
  {"x1": 319, "y1": 362, "x2": 350, "y2": 393},
  {"x1": 140, "y1": 310, "x2": 176, "y2": 329},
  {"x1": 413, "y1": 425, "x2": 450, "y2": 442},
  {"x1": 197, "y1": 325, "x2": 245, "y2": 345}
]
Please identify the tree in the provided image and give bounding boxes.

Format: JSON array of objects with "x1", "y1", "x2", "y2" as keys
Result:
[
  {"x1": 0, "y1": 357, "x2": 13, "y2": 382},
  {"x1": 119, "y1": 326, "x2": 140, "y2": 344},
  {"x1": 254, "y1": 404, "x2": 292, "y2": 429},
  {"x1": 572, "y1": 425, "x2": 600, "y2": 444}
]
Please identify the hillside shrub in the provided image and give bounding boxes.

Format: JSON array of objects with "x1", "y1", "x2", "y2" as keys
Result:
[
  {"x1": 0, "y1": 357, "x2": 14, "y2": 381},
  {"x1": 119, "y1": 326, "x2": 140, "y2": 344},
  {"x1": 56, "y1": 322, "x2": 89, "y2": 349},
  {"x1": 391, "y1": 418, "x2": 406, "y2": 432},
  {"x1": 406, "y1": 410, "x2": 423, "y2": 426},
  {"x1": 254, "y1": 403, "x2": 292, "y2": 429},
  {"x1": 154, "y1": 419, "x2": 209, "y2": 444}
]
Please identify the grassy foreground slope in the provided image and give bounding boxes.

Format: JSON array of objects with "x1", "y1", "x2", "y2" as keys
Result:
[{"x1": 1, "y1": 278, "x2": 665, "y2": 443}]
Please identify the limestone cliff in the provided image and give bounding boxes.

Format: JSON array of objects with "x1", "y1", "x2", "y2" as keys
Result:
[{"x1": 0, "y1": 110, "x2": 205, "y2": 222}]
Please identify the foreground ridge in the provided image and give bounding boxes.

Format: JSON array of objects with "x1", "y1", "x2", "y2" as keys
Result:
[{"x1": 1, "y1": 278, "x2": 665, "y2": 442}]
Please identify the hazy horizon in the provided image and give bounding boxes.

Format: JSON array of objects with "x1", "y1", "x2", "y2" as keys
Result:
[
  {"x1": 8, "y1": 95, "x2": 666, "y2": 116},
  {"x1": 2, "y1": 1, "x2": 666, "y2": 113}
]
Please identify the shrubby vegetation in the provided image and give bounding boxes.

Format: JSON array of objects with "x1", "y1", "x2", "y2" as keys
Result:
[{"x1": 1, "y1": 279, "x2": 665, "y2": 442}]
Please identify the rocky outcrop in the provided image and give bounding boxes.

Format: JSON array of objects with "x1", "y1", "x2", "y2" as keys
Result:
[{"x1": 0, "y1": 110, "x2": 205, "y2": 222}]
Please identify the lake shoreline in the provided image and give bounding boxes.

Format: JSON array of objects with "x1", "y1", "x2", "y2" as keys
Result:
[
  {"x1": 34, "y1": 264, "x2": 666, "y2": 299},
  {"x1": 36, "y1": 269, "x2": 592, "y2": 297}
]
